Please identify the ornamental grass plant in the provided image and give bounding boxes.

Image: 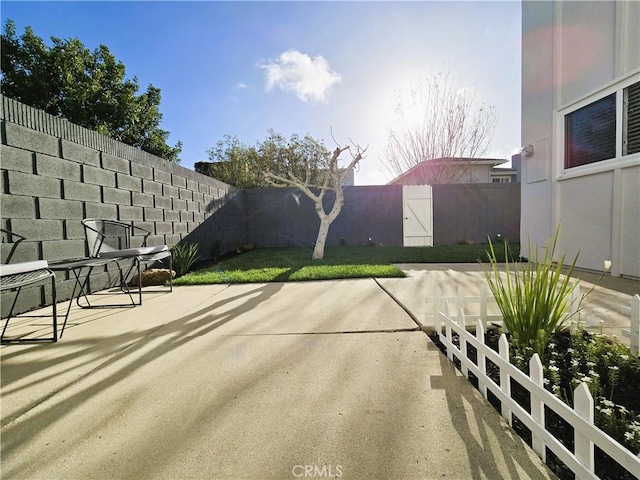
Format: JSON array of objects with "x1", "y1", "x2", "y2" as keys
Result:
[
  {"x1": 171, "y1": 243, "x2": 200, "y2": 277},
  {"x1": 482, "y1": 228, "x2": 582, "y2": 359}
]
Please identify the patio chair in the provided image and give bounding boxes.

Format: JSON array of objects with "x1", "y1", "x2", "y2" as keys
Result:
[
  {"x1": 81, "y1": 219, "x2": 172, "y2": 305},
  {"x1": 1, "y1": 229, "x2": 58, "y2": 343}
]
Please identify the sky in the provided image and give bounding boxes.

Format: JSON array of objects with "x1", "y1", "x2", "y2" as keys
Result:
[{"x1": 1, "y1": 0, "x2": 522, "y2": 185}]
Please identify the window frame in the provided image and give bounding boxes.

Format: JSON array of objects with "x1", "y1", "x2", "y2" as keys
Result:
[
  {"x1": 564, "y1": 93, "x2": 617, "y2": 169},
  {"x1": 556, "y1": 70, "x2": 640, "y2": 180}
]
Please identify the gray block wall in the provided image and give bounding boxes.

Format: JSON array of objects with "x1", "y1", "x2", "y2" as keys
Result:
[
  {"x1": 432, "y1": 183, "x2": 521, "y2": 245},
  {"x1": 244, "y1": 184, "x2": 519, "y2": 249},
  {"x1": 243, "y1": 186, "x2": 404, "y2": 248},
  {"x1": 1, "y1": 95, "x2": 243, "y2": 316}
]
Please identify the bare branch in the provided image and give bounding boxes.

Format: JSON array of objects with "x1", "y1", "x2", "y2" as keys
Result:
[
  {"x1": 330, "y1": 126, "x2": 340, "y2": 149},
  {"x1": 383, "y1": 69, "x2": 497, "y2": 185}
]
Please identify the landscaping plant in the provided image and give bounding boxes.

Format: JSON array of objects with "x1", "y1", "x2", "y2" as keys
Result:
[
  {"x1": 208, "y1": 238, "x2": 223, "y2": 262},
  {"x1": 444, "y1": 327, "x2": 640, "y2": 480},
  {"x1": 482, "y1": 227, "x2": 582, "y2": 360},
  {"x1": 171, "y1": 242, "x2": 200, "y2": 277}
]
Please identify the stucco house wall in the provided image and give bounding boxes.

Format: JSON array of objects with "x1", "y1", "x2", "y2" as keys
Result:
[{"x1": 521, "y1": 0, "x2": 640, "y2": 277}]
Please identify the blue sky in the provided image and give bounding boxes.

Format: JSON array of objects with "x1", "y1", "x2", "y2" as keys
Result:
[{"x1": 1, "y1": 1, "x2": 521, "y2": 185}]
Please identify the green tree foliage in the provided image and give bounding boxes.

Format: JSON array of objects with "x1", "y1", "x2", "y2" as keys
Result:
[
  {"x1": 1, "y1": 20, "x2": 182, "y2": 162},
  {"x1": 203, "y1": 130, "x2": 331, "y2": 188},
  {"x1": 202, "y1": 135, "x2": 262, "y2": 188}
]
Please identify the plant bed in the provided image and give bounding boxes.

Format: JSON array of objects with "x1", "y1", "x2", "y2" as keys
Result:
[
  {"x1": 429, "y1": 328, "x2": 640, "y2": 480},
  {"x1": 191, "y1": 250, "x2": 239, "y2": 271}
]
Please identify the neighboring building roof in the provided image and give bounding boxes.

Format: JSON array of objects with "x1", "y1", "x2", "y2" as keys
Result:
[
  {"x1": 490, "y1": 166, "x2": 518, "y2": 174},
  {"x1": 387, "y1": 157, "x2": 508, "y2": 185}
]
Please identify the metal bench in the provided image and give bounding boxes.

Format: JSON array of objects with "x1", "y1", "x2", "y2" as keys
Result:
[
  {"x1": 1, "y1": 229, "x2": 58, "y2": 343},
  {"x1": 81, "y1": 219, "x2": 173, "y2": 305}
]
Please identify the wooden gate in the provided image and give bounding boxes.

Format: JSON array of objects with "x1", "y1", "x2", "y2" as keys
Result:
[{"x1": 403, "y1": 185, "x2": 433, "y2": 247}]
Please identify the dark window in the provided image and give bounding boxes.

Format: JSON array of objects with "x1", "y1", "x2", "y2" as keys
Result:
[
  {"x1": 565, "y1": 94, "x2": 616, "y2": 168},
  {"x1": 624, "y1": 81, "x2": 640, "y2": 155}
]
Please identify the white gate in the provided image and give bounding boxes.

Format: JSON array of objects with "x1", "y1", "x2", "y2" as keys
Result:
[{"x1": 402, "y1": 185, "x2": 433, "y2": 247}]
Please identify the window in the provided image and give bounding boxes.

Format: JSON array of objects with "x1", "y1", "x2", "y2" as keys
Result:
[
  {"x1": 491, "y1": 177, "x2": 511, "y2": 183},
  {"x1": 565, "y1": 94, "x2": 616, "y2": 168},
  {"x1": 624, "y1": 81, "x2": 640, "y2": 155},
  {"x1": 564, "y1": 80, "x2": 640, "y2": 169}
]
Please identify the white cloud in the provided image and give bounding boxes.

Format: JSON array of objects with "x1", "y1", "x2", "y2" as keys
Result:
[
  {"x1": 260, "y1": 49, "x2": 341, "y2": 104},
  {"x1": 235, "y1": 82, "x2": 247, "y2": 89}
]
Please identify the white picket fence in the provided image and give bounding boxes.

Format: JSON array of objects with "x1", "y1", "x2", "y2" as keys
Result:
[
  {"x1": 622, "y1": 295, "x2": 640, "y2": 356},
  {"x1": 425, "y1": 284, "x2": 501, "y2": 328},
  {"x1": 427, "y1": 286, "x2": 640, "y2": 356},
  {"x1": 433, "y1": 296, "x2": 640, "y2": 479}
]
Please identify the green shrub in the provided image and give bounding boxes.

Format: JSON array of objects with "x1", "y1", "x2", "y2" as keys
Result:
[
  {"x1": 172, "y1": 243, "x2": 200, "y2": 277},
  {"x1": 547, "y1": 329, "x2": 640, "y2": 454}
]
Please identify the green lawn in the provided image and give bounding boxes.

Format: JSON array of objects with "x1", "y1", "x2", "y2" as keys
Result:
[{"x1": 174, "y1": 243, "x2": 519, "y2": 285}]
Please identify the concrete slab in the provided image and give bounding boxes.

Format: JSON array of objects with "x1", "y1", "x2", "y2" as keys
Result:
[
  {"x1": 1, "y1": 278, "x2": 554, "y2": 480},
  {"x1": 1, "y1": 280, "x2": 416, "y2": 424},
  {"x1": 379, "y1": 264, "x2": 490, "y2": 324},
  {"x1": 379, "y1": 263, "x2": 639, "y2": 345}
]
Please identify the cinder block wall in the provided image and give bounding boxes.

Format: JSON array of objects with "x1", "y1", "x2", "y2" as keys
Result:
[
  {"x1": 244, "y1": 184, "x2": 520, "y2": 249},
  {"x1": 1, "y1": 95, "x2": 243, "y2": 315},
  {"x1": 243, "y1": 186, "x2": 404, "y2": 248},
  {"x1": 432, "y1": 183, "x2": 521, "y2": 245}
]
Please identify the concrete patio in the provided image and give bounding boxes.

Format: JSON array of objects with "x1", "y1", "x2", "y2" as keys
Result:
[{"x1": 2, "y1": 264, "x2": 637, "y2": 479}]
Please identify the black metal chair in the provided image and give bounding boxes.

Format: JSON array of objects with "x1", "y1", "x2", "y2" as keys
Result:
[
  {"x1": 1, "y1": 229, "x2": 58, "y2": 343},
  {"x1": 81, "y1": 219, "x2": 172, "y2": 305}
]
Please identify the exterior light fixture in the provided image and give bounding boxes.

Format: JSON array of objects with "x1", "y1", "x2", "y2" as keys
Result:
[{"x1": 521, "y1": 144, "x2": 535, "y2": 158}]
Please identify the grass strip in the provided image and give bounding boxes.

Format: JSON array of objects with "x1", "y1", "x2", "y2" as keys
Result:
[{"x1": 174, "y1": 243, "x2": 518, "y2": 285}]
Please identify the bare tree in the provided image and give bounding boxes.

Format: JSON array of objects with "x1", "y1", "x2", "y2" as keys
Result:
[
  {"x1": 265, "y1": 142, "x2": 365, "y2": 260},
  {"x1": 384, "y1": 70, "x2": 497, "y2": 184}
]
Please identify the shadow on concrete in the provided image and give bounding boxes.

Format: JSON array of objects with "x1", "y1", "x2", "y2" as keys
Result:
[
  {"x1": 430, "y1": 343, "x2": 553, "y2": 479},
  {"x1": 1, "y1": 282, "x2": 281, "y2": 438}
]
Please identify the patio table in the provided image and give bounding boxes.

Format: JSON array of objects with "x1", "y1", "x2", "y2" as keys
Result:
[{"x1": 48, "y1": 257, "x2": 137, "y2": 338}]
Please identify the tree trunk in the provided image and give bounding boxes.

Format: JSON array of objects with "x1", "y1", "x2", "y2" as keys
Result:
[{"x1": 313, "y1": 216, "x2": 332, "y2": 260}]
